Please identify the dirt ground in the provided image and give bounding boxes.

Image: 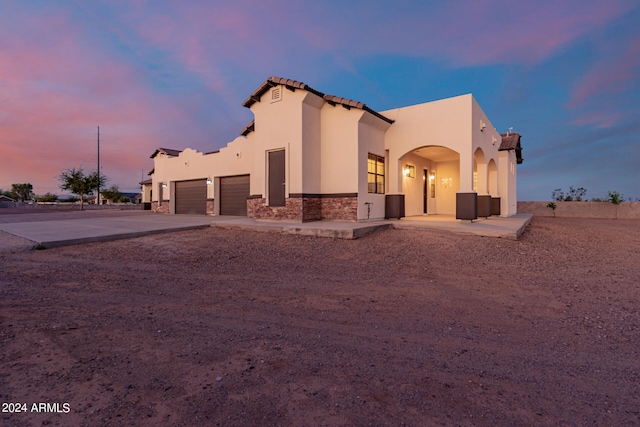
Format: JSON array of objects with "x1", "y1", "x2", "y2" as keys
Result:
[{"x1": 1, "y1": 217, "x2": 639, "y2": 426}]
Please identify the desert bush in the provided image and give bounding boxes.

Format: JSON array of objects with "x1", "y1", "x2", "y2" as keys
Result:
[{"x1": 608, "y1": 191, "x2": 624, "y2": 205}]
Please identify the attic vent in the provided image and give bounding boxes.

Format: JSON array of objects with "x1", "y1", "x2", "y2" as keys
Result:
[{"x1": 271, "y1": 87, "x2": 282, "y2": 103}]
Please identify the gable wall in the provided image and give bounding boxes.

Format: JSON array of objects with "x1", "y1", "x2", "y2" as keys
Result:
[{"x1": 249, "y1": 87, "x2": 309, "y2": 198}]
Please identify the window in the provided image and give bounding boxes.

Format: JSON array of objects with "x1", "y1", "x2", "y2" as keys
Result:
[{"x1": 367, "y1": 153, "x2": 385, "y2": 194}]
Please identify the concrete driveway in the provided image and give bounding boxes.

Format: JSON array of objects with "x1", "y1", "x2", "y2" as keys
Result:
[{"x1": 0, "y1": 209, "x2": 214, "y2": 248}]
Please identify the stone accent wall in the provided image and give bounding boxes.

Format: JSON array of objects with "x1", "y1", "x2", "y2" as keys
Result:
[
  {"x1": 320, "y1": 196, "x2": 358, "y2": 221},
  {"x1": 248, "y1": 195, "x2": 357, "y2": 222},
  {"x1": 302, "y1": 197, "x2": 322, "y2": 221},
  {"x1": 206, "y1": 199, "x2": 214, "y2": 215},
  {"x1": 152, "y1": 201, "x2": 169, "y2": 214},
  {"x1": 248, "y1": 197, "x2": 303, "y2": 221}
]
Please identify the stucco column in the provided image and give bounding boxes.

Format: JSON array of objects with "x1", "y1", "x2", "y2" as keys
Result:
[
  {"x1": 458, "y1": 151, "x2": 474, "y2": 192},
  {"x1": 476, "y1": 161, "x2": 488, "y2": 194},
  {"x1": 387, "y1": 150, "x2": 403, "y2": 194}
]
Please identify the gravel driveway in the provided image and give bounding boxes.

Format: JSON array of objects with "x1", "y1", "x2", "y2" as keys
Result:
[{"x1": 1, "y1": 217, "x2": 639, "y2": 426}]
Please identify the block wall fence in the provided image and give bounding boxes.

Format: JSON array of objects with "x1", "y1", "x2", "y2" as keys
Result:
[{"x1": 518, "y1": 201, "x2": 640, "y2": 219}]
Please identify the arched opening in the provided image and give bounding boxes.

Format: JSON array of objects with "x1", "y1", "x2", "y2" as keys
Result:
[
  {"x1": 487, "y1": 159, "x2": 498, "y2": 197},
  {"x1": 399, "y1": 145, "x2": 460, "y2": 216},
  {"x1": 473, "y1": 147, "x2": 488, "y2": 195}
]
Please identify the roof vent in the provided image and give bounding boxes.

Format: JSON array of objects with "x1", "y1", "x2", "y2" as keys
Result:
[{"x1": 271, "y1": 87, "x2": 282, "y2": 103}]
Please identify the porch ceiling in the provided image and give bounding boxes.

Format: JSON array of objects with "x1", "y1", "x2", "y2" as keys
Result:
[{"x1": 412, "y1": 146, "x2": 459, "y2": 162}]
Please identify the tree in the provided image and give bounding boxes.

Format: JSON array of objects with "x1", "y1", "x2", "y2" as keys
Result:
[
  {"x1": 552, "y1": 188, "x2": 565, "y2": 201},
  {"x1": 36, "y1": 192, "x2": 58, "y2": 202},
  {"x1": 10, "y1": 183, "x2": 34, "y2": 201},
  {"x1": 551, "y1": 186, "x2": 587, "y2": 202},
  {"x1": 59, "y1": 168, "x2": 107, "y2": 210},
  {"x1": 100, "y1": 185, "x2": 124, "y2": 204},
  {"x1": 608, "y1": 191, "x2": 624, "y2": 205},
  {"x1": 568, "y1": 186, "x2": 587, "y2": 201}
]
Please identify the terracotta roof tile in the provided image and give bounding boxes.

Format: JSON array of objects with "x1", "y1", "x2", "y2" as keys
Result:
[
  {"x1": 242, "y1": 76, "x2": 323, "y2": 108},
  {"x1": 499, "y1": 133, "x2": 523, "y2": 164},
  {"x1": 150, "y1": 148, "x2": 182, "y2": 159},
  {"x1": 243, "y1": 76, "x2": 393, "y2": 124},
  {"x1": 324, "y1": 94, "x2": 393, "y2": 124},
  {"x1": 240, "y1": 119, "x2": 255, "y2": 136}
]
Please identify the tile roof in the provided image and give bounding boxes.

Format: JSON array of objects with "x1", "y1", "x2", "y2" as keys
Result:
[
  {"x1": 242, "y1": 76, "x2": 394, "y2": 124},
  {"x1": 242, "y1": 77, "x2": 324, "y2": 108},
  {"x1": 139, "y1": 179, "x2": 152, "y2": 185},
  {"x1": 323, "y1": 94, "x2": 393, "y2": 124},
  {"x1": 150, "y1": 148, "x2": 183, "y2": 159},
  {"x1": 240, "y1": 119, "x2": 255, "y2": 136},
  {"x1": 499, "y1": 133, "x2": 523, "y2": 164}
]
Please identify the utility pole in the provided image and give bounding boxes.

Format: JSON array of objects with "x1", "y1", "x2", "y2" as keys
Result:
[{"x1": 97, "y1": 126, "x2": 101, "y2": 206}]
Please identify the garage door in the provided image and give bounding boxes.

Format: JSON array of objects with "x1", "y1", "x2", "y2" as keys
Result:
[
  {"x1": 220, "y1": 175, "x2": 250, "y2": 216},
  {"x1": 175, "y1": 179, "x2": 206, "y2": 215}
]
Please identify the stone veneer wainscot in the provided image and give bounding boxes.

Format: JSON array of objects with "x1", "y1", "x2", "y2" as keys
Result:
[{"x1": 247, "y1": 194, "x2": 357, "y2": 222}]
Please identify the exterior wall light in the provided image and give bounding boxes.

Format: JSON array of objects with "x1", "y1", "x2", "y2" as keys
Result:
[
  {"x1": 162, "y1": 183, "x2": 168, "y2": 188},
  {"x1": 206, "y1": 178, "x2": 212, "y2": 185},
  {"x1": 404, "y1": 164, "x2": 415, "y2": 178}
]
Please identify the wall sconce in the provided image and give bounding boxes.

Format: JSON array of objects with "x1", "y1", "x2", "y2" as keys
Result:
[
  {"x1": 162, "y1": 183, "x2": 167, "y2": 188},
  {"x1": 206, "y1": 178, "x2": 212, "y2": 185},
  {"x1": 403, "y1": 164, "x2": 415, "y2": 178}
]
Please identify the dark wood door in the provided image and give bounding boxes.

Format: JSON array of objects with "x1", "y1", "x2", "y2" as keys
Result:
[
  {"x1": 423, "y1": 169, "x2": 428, "y2": 214},
  {"x1": 269, "y1": 150, "x2": 285, "y2": 207}
]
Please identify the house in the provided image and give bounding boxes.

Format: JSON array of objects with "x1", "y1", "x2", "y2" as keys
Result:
[{"x1": 149, "y1": 76, "x2": 523, "y2": 221}]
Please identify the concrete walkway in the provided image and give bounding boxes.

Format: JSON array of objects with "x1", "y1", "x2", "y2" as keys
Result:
[
  {"x1": 210, "y1": 214, "x2": 531, "y2": 240},
  {"x1": 0, "y1": 209, "x2": 532, "y2": 250},
  {"x1": 209, "y1": 216, "x2": 393, "y2": 239}
]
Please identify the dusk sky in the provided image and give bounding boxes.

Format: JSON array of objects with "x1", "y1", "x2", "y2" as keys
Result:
[{"x1": 1, "y1": 0, "x2": 638, "y2": 201}]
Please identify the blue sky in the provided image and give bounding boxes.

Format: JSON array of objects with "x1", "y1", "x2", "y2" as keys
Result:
[{"x1": 1, "y1": 0, "x2": 638, "y2": 201}]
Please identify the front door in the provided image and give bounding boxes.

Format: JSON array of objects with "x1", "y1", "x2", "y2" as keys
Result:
[
  {"x1": 268, "y1": 150, "x2": 285, "y2": 206},
  {"x1": 423, "y1": 169, "x2": 428, "y2": 214}
]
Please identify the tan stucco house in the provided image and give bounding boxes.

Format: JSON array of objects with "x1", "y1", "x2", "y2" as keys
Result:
[{"x1": 147, "y1": 76, "x2": 523, "y2": 221}]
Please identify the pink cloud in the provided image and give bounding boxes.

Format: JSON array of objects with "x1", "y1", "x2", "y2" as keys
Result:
[
  {"x1": 570, "y1": 111, "x2": 625, "y2": 129},
  {"x1": 370, "y1": 0, "x2": 635, "y2": 66},
  {"x1": 567, "y1": 39, "x2": 640, "y2": 109},
  {"x1": 0, "y1": 7, "x2": 193, "y2": 194}
]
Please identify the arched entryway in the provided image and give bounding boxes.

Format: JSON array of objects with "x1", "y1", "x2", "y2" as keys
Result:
[
  {"x1": 487, "y1": 159, "x2": 498, "y2": 197},
  {"x1": 473, "y1": 147, "x2": 487, "y2": 194},
  {"x1": 398, "y1": 146, "x2": 460, "y2": 216}
]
